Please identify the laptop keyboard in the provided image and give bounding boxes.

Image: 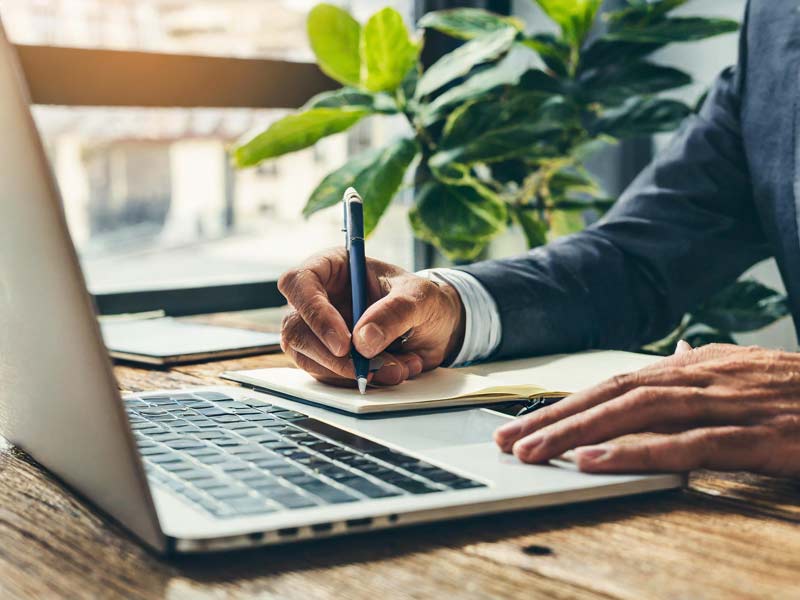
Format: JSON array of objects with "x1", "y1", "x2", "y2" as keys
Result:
[{"x1": 124, "y1": 391, "x2": 486, "y2": 518}]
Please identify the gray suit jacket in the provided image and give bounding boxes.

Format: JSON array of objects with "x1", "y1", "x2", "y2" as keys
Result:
[{"x1": 459, "y1": 0, "x2": 800, "y2": 359}]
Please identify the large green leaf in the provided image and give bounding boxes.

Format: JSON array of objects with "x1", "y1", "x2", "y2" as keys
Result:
[
  {"x1": 431, "y1": 97, "x2": 573, "y2": 165},
  {"x1": 415, "y1": 27, "x2": 518, "y2": 99},
  {"x1": 579, "y1": 39, "x2": 663, "y2": 73},
  {"x1": 608, "y1": 17, "x2": 739, "y2": 44},
  {"x1": 512, "y1": 207, "x2": 548, "y2": 249},
  {"x1": 234, "y1": 108, "x2": 367, "y2": 167},
  {"x1": 591, "y1": 97, "x2": 691, "y2": 138},
  {"x1": 410, "y1": 181, "x2": 507, "y2": 261},
  {"x1": 608, "y1": 0, "x2": 688, "y2": 25},
  {"x1": 361, "y1": 7, "x2": 420, "y2": 92},
  {"x1": 693, "y1": 280, "x2": 790, "y2": 333},
  {"x1": 418, "y1": 8, "x2": 523, "y2": 40},
  {"x1": 304, "y1": 87, "x2": 398, "y2": 113},
  {"x1": 521, "y1": 33, "x2": 571, "y2": 77},
  {"x1": 304, "y1": 138, "x2": 418, "y2": 235},
  {"x1": 580, "y1": 61, "x2": 691, "y2": 105},
  {"x1": 535, "y1": 0, "x2": 602, "y2": 46},
  {"x1": 307, "y1": 4, "x2": 362, "y2": 87},
  {"x1": 420, "y1": 54, "x2": 529, "y2": 125}
]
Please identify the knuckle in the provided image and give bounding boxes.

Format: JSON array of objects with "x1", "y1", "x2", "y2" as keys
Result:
[
  {"x1": 624, "y1": 387, "x2": 659, "y2": 410},
  {"x1": 388, "y1": 294, "x2": 416, "y2": 317},
  {"x1": 609, "y1": 373, "x2": 636, "y2": 394}
]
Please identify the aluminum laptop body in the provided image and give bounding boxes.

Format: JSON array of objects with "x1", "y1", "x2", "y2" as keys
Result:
[{"x1": 0, "y1": 24, "x2": 682, "y2": 554}]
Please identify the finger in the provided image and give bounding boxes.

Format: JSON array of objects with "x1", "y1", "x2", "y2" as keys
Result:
[
  {"x1": 352, "y1": 290, "x2": 423, "y2": 358},
  {"x1": 278, "y1": 255, "x2": 351, "y2": 357},
  {"x1": 510, "y1": 386, "x2": 762, "y2": 464},
  {"x1": 494, "y1": 366, "x2": 714, "y2": 451},
  {"x1": 282, "y1": 313, "x2": 355, "y2": 379},
  {"x1": 674, "y1": 340, "x2": 693, "y2": 355},
  {"x1": 286, "y1": 348, "x2": 353, "y2": 387},
  {"x1": 574, "y1": 426, "x2": 775, "y2": 474},
  {"x1": 370, "y1": 352, "x2": 423, "y2": 386}
]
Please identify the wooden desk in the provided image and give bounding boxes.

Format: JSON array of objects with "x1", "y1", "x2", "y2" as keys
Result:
[{"x1": 1, "y1": 313, "x2": 799, "y2": 599}]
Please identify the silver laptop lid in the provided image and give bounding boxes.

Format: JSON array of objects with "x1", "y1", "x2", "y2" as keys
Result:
[{"x1": 0, "y1": 23, "x2": 164, "y2": 551}]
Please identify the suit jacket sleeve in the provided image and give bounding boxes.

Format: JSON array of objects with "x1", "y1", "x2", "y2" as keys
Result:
[{"x1": 456, "y1": 20, "x2": 770, "y2": 359}]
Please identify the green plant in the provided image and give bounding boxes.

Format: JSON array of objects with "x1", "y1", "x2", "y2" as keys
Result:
[{"x1": 234, "y1": 0, "x2": 789, "y2": 352}]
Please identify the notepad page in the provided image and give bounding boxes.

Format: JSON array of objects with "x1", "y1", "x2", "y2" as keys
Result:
[{"x1": 224, "y1": 367, "x2": 551, "y2": 414}]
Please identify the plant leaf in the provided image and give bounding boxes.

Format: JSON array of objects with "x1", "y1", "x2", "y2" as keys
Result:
[
  {"x1": 512, "y1": 207, "x2": 548, "y2": 249},
  {"x1": 304, "y1": 138, "x2": 418, "y2": 235},
  {"x1": 307, "y1": 4, "x2": 362, "y2": 87},
  {"x1": 304, "y1": 87, "x2": 398, "y2": 113},
  {"x1": 431, "y1": 97, "x2": 573, "y2": 165},
  {"x1": 580, "y1": 61, "x2": 691, "y2": 105},
  {"x1": 418, "y1": 8, "x2": 523, "y2": 40},
  {"x1": 410, "y1": 181, "x2": 507, "y2": 261},
  {"x1": 234, "y1": 108, "x2": 367, "y2": 167},
  {"x1": 420, "y1": 52, "x2": 530, "y2": 125},
  {"x1": 520, "y1": 33, "x2": 571, "y2": 77},
  {"x1": 579, "y1": 38, "x2": 663, "y2": 72},
  {"x1": 415, "y1": 27, "x2": 517, "y2": 99},
  {"x1": 607, "y1": 17, "x2": 739, "y2": 44},
  {"x1": 534, "y1": 0, "x2": 602, "y2": 46},
  {"x1": 692, "y1": 280, "x2": 790, "y2": 333},
  {"x1": 361, "y1": 7, "x2": 420, "y2": 92},
  {"x1": 549, "y1": 208, "x2": 586, "y2": 238},
  {"x1": 591, "y1": 97, "x2": 691, "y2": 139}
]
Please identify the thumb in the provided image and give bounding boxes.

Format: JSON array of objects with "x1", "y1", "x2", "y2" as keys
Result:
[
  {"x1": 353, "y1": 292, "x2": 420, "y2": 358},
  {"x1": 674, "y1": 340, "x2": 694, "y2": 355}
]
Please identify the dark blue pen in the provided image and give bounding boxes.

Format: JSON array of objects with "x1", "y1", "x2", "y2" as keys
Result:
[{"x1": 343, "y1": 187, "x2": 370, "y2": 394}]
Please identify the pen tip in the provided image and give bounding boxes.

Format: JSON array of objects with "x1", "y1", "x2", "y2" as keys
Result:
[{"x1": 357, "y1": 378, "x2": 367, "y2": 395}]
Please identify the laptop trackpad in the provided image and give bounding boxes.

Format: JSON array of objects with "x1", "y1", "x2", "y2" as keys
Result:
[{"x1": 360, "y1": 409, "x2": 510, "y2": 452}]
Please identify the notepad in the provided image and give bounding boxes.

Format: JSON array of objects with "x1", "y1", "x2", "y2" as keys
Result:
[{"x1": 222, "y1": 367, "x2": 566, "y2": 415}]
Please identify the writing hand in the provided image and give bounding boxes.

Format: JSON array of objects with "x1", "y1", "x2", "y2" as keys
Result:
[{"x1": 278, "y1": 248, "x2": 465, "y2": 387}]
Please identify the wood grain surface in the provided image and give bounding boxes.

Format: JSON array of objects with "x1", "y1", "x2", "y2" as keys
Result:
[{"x1": 1, "y1": 311, "x2": 798, "y2": 599}]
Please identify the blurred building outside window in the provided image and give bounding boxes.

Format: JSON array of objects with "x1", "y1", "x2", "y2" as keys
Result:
[{"x1": 0, "y1": 0, "x2": 415, "y2": 293}]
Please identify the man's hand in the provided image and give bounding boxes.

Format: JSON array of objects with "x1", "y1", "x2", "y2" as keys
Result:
[
  {"x1": 278, "y1": 248, "x2": 465, "y2": 387},
  {"x1": 494, "y1": 344, "x2": 800, "y2": 477}
]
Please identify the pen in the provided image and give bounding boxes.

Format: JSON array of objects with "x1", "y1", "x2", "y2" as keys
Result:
[
  {"x1": 516, "y1": 396, "x2": 567, "y2": 417},
  {"x1": 343, "y1": 187, "x2": 370, "y2": 395}
]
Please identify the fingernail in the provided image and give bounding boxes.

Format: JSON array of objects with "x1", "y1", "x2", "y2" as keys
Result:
[
  {"x1": 674, "y1": 340, "x2": 693, "y2": 355},
  {"x1": 324, "y1": 330, "x2": 346, "y2": 356},
  {"x1": 514, "y1": 434, "x2": 544, "y2": 460},
  {"x1": 380, "y1": 360, "x2": 403, "y2": 382},
  {"x1": 358, "y1": 323, "x2": 385, "y2": 354},
  {"x1": 576, "y1": 446, "x2": 612, "y2": 463},
  {"x1": 408, "y1": 356, "x2": 424, "y2": 377},
  {"x1": 496, "y1": 420, "x2": 522, "y2": 439},
  {"x1": 369, "y1": 356, "x2": 385, "y2": 372}
]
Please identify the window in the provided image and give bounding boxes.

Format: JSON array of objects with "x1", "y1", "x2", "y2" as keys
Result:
[{"x1": 1, "y1": 0, "x2": 415, "y2": 297}]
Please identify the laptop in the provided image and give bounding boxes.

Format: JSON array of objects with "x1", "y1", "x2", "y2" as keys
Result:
[{"x1": 0, "y1": 23, "x2": 682, "y2": 554}]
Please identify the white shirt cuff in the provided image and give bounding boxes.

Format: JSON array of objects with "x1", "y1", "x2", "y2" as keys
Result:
[{"x1": 417, "y1": 268, "x2": 502, "y2": 367}]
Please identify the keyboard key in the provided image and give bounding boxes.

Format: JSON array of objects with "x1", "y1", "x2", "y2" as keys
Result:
[
  {"x1": 195, "y1": 392, "x2": 234, "y2": 401},
  {"x1": 449, "y1": 479, "x2": 486, "y2": 490},
  {"x1": 302, "y1": 482, "x2": 357, "y2": 504},
  {"x1": 226, "y1": 498, "x2": 275, "y2": 515},
  {"x1": 148, "y1": 453, "x2": 183, "y2": 464},
  {"x1": 198, "y1": 408, "x2": 227, "y2": 417},
  {"x1": 196, "y1": 454, "x2": 227, "y2": 465},
  {"x1": 341, "y1": 477, "x2": 401, "y2": 499},
  {"x1": 389, "y1": 479, "x2": 439, "y2": 494},
  {"x1": 271, "y1": 493, "x2": 317, "y2": 509},
  {"x1": 207, "y1": 487, "x2": 250, "y2": 500},
  {"x1": 165, "y1": 439, "x2": 205, "y2": 450},
  {"x1": 211, "y1": 415, "x2": 243, "y2": 424}
]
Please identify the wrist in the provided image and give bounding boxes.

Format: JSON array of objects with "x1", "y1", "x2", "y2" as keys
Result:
[{"x1": 441, "y1": 283, "x2": 466, "y2": 365}]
